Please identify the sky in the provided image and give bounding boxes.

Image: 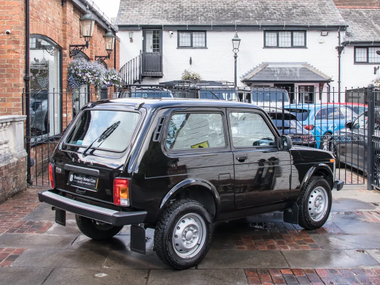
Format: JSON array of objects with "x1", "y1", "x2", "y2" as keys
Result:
[{"x1": 91, "y1": 0, "x2": 120, "y2": 19}]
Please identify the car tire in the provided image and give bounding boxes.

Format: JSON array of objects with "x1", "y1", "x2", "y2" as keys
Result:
[
  {"x1": 154, "y1": 199, "x2": 213, "y2": 270},
  {"x1": 320, "y1": 133, "x2": 332, "y2": 150},
  {"x1": 298, "y1": 176, "x2": 332, "y2": 230},
  {"x1": 75, "y1": 215, "x2": 123, "y2": 240}
]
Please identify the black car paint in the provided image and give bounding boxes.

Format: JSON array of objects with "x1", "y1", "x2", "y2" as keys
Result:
[{"x1": 42, "y1": 99, "x2": 339, "y2": 225}]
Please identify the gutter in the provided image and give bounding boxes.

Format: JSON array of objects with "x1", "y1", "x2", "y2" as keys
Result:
[
  {"x1": 117, "y1": 24, "x2": 348, "y2": 32},
  {"x1": 73, "y1": 0, "x2": 118, "y2": 33}
]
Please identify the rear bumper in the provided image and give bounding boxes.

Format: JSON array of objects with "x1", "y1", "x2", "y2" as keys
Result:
[
  {"x1": 38, "y1": 190, "x2": 147, "y2": 226},
  {"x1": 333, "y1": 180, "x2": 344, "y2": 191}
]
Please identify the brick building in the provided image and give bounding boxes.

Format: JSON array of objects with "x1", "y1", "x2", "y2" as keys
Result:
[{"x1": 0, "y1": 0, "x2": 120, "y2": 199}]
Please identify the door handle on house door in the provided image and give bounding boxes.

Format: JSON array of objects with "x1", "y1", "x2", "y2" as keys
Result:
[{"x1": 236, "y1": 156, "x2": 247, "y2": 162}]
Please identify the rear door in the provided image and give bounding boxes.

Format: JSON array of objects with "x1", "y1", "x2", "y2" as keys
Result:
[
  {"x1": 229, "y1": 109, "x2": 291, "y2": 208},
  {"x1": 54, "y1": 108, "x2": 142, "y2": 203}
]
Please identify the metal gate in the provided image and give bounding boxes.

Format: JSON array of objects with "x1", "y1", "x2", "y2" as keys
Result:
[
  {"x1": 366, "y1": 87, "x2": 380, "y2": 189},
  {"x1": 24, "y1": 87, "x2": 116, "y2": 186}
]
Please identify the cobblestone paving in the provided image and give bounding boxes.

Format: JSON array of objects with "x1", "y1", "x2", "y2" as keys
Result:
[
  {"x1": 2, "y1": 185, "x2": 380, "y2": 284},
  {"x1": 245, "y1": 268, "x2": 380, "y2": 285}
]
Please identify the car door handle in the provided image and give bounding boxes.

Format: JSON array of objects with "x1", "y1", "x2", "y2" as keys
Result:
[{"x1": 236, "y1": 156, "x2": 247, "y2": 162}]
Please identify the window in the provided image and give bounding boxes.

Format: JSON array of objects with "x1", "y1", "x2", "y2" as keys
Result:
[
  {"x1": 264, "y1": 31, "x2": 306, "y2": 48},
  {"x1": 229, "y1": 112, "x2": 275, "y2": 148},
  {"x1": 178, "y1": 31, "x2": 206, "y2": 48},
  {"x1": 355, "y1": 47, "x2": 380, "y2": 63},
  {"x1": 30, "y1": 35, "x2": 61, "y2": 138},
  {"x1": 298, "y1": 86, "x2": 314, "y2": 103},
  {"x1": 166, "y1": 112, "x2": 225, "y2": 150},
  {"x1": 66, "y1": 110, "x2": 140, "y2": 153}
]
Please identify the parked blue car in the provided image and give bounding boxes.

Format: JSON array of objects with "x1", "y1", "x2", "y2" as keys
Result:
[{"x1": 284, "y1": 104, "x2": 357, "y2": 149}]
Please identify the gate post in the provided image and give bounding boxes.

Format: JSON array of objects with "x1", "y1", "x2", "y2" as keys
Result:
[{"x1": 367, "y1": 87, "x2": 375, "y2": 190}]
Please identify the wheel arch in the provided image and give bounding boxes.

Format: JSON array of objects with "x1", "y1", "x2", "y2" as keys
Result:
[
  {"x1": 300, "y1": 164, "x2": 334, "y2": 191},
  {"x1": 159, "y1": 178, "x2": 220, "y2": 221}
]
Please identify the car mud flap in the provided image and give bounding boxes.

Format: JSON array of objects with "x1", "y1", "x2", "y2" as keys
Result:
[
  {"x1": 283, "y1": 203, "x2": 299, "y2": 224},
  {"x1": 130, "y1": 224, "x2": 146, "y2": 254},
  {"x1": 54, "y1": 207, "x2": 66, "y2": 226}
]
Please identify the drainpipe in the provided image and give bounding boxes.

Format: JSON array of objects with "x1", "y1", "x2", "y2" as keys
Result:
[
  {"x1": 24, "y1": 0, "x2": 32, "y2": 185},
  {"x1": 336, "y1": 30, "x2": 344, "y2": 102}
]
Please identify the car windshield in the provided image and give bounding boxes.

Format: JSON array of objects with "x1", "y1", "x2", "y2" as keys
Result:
[
  {"x1": 65, "y1": 110, "x2": 140, "y2": 152},
  {"x1": 251, "y1": 91, "x2": 289, "y2": 103}
]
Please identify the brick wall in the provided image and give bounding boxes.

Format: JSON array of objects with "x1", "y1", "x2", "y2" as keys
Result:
[{"x1": 0, "y1": 0, "x2": 119, "y2": 116}]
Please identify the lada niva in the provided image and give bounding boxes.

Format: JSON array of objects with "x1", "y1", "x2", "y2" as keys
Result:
[{"x1": 39, "y1": 98, "x2": 343, "y2": 269}]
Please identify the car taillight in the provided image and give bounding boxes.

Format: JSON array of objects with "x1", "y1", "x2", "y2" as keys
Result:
[
  {"x1": 113, "y1": 178, "x2": 130, "y2": 206},
  {"x1": 300, "y1": 134, "x2": 314, "y2": 142},
  {"x1": 49, "y1": 163, "x2": 55, "y2": 188},
  {"x1": 304, "y1": 125, "x2": 314, "y2": 130}
]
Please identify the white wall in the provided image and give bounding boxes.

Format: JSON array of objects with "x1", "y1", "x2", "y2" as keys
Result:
[
  {"x1": 340, "y1": 46, "x2": 380, "y2": 89},
  {"x1": 119, "y1": 29, "x2": 348, "y2": 93}
]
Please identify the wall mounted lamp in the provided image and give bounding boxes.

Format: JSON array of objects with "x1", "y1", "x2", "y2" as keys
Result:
[
  {"x1": 320, "y1": 31, "x2": 329, "y2": 36},
  {"x1": 129, "y1": 31, "x2": 133, "y2": 43},
  {"x1": 69, "y1": 7, "x2": 95, "y2": 58},
  {"x1": 95, "y1": 29, "x2": 115, "y2": 63},
  {"x1": 374, "y1": 66, "x2": 380, "y2": 75}
]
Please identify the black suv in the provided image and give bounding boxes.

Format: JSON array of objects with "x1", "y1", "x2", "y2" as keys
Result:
[{"x1": 39, "y1": 98, "x2": 343, "y2": 269}]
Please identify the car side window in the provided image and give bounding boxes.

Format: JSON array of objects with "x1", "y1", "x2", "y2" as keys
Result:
[
  {"x1": 166, "y1": 112, "x2": 226, "y2": 150},
  {"x1": 229, "y1": 111, "x2": 275, "y2": 147}
]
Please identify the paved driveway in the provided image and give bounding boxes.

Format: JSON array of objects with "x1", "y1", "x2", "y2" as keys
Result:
[{"x1": 1, "y1": 185, "x2": 380, "y2": 284}]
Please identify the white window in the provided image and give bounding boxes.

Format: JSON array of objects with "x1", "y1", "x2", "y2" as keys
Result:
[
  {"x1": 178, "y1": 31, "x2": 206, "y2": 48},
  {"x1": 265, "y1": 31, "x2": 306, "y2": 48}
]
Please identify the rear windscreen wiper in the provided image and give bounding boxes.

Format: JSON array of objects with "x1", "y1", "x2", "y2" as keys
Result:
[{"x1": 82, "y1": 121, "x2": 121, "y2": 156}]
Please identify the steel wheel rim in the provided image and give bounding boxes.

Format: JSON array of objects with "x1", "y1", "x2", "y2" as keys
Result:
[
  {"x1": 307, "y1": 186, "x2": 328, "y2": 222},
  {"x1": 172, "y1": 213, "x2": 207, "y2": 259}
]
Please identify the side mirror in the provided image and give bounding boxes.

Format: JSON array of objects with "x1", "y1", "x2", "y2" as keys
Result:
[
  {"x1": 345, "y1": 121, "x2": 353, "y2": 129},
  {"x1": 279, "y1": 135, "x2": 293, "y2": 151}
]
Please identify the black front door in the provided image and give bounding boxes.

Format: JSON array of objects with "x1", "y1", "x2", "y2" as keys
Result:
[{"x1": 142, "y1": 30, "x2": 162, "y2": 75}]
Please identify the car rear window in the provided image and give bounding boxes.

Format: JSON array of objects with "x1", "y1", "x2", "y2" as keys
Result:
[
  {"x1": 65, "y1": 110, "x2": 140, "y2": 152},
  {"x1": 285, "y1": 108, "x2": 310, "y2": 121}
]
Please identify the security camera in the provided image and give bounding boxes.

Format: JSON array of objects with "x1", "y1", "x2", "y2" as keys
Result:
[
  {"x1": 169, "y1": 31, "x2": 174, "y2": 35},
  {"x1": 5, "y1": 30, "x2": 11, "y2": 35}
]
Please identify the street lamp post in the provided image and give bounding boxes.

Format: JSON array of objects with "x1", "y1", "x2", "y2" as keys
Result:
[{"x1": 232, "y1": 32, "x2": 241, "y2": 88}]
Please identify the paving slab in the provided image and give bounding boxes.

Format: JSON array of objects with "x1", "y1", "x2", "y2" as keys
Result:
[
  {"x1": 311, "y1": 234, "x2": 380, "y2": 250},
  {"x1": 147, "y1": 269, "x2": 248, "y2": 285},
  {"x1": 11, "y1": 248, "x2": 110, "y2": 269},
  {"x1": 328, "y1": 212, "x2": 380, "y2": 234},
  {"x1": 198, "y1": 249, "x2": 288, "y2": 269},
  {"x1": 283, "y1": 249, "x2": 380, "y2": 268},
  {"x1": 43, "y1": 268, "x2": 149, "y2": 285},
  {"x1": 0, "y1": 267, "x2": 52, "y2": 285},
  {"x1": 367, "y1": 250, "x2": 380, "y2": 264},
  {"x1": 104, "y1": 249, "x2": 169, "y2": 269},
  {"x1": 0, "y1": 233, "x2": 76, "y2": 249}
]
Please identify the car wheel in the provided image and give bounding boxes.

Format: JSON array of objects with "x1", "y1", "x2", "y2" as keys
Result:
[
  {"x1": 75, "y1": 215, "x2": 123, "y2": 240},
  {"x1": 154, "y1": 199, "x2": 213, "y2": 270},
  {"x1": 298, "y1": 176, "x2": 332, "y2": 230},
  {"x1": 320, "y1": 133, "x2": 332, "y2": 150}
]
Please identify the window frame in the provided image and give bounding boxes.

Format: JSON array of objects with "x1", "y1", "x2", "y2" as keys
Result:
[
  {"x1": 163, "y1": 109, "x2": 228, "y2": 153},
  {"x1": 177, "y1": 31, "x2": 207, "y2": 49},
  {"x1": 264, "y1": 30, "x2": 307, "y2": 48},
  {"x1": 30, "y1": 34, "x2": 63, "y2": 144},
  {"x1": 354, "y1": 47, "x2": 380, "y2": 64},
  {"x1": 228, "y1": 109, "x2": 279, "y2": 150}
]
